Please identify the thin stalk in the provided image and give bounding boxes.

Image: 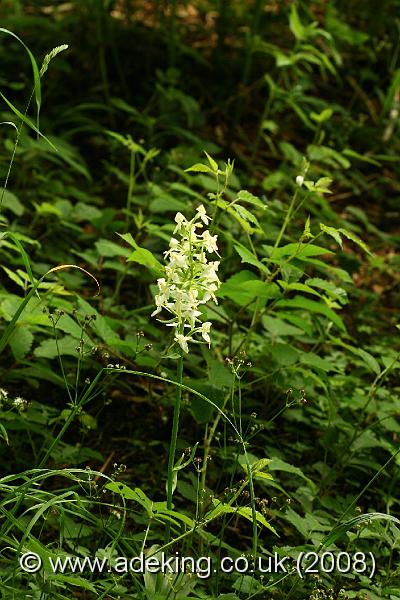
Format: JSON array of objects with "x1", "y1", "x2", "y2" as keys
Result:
[
  {"x1": 166, "y1": 348, "x2": 184, "y2": 512},
  {"x1": 269, "y1": 189, "x2": 299, "y2": 260},
  {"x1": 199, "y1": 392, "x2": 230, "y2": 518}
]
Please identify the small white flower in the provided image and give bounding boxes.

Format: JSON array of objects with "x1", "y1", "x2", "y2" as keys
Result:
[
  {"x1": 202, "y1": 230, "x2": 218, "y2": 253},
  {"x1": 296, "y1": 175, "x2": 304, "y2": 187},
  {"x1": 201, "y1": 322, "x2": 212, "y2": 345},
  {"x1": 196, "y1": 204, "x2": 210, "y2": 225},
  {"x1": 174, "y1": 333, "x2": 191, "y2": 354},
  {"x1": 174, "y1": 212, "x2": 188, "y2": 232},
  {"x1": 13, "y1": 396, "x2": 27, "y2": 410}
]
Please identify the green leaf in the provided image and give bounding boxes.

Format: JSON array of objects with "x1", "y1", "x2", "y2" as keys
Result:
[
  {"x1": 278, "y1": 281, "x2": 321, "y2": 297},
  {"x1": 270, "y1": 343, "x2": 299, "y2": 366},
  {"x1": 233, "y1": 243, "x2": 269, "y2": 273},
  {"x1": 119, "y1": 233, "x2": 164, "y2": 276},
  {"x1": 185, "y1": 163, "x2": 213, "y2": 173},
  {"x1": 310, "y1": 108, "x2": 333, "y2": 123},
  {"x1": 105, "y1": 482, "x2": 157, "y2": 514},
  {"x1": 269, "y1": 457, "x2": 316, "y2": 490},
  {"x1": 342, "y1": 148, "x2": 381, "y2": 166},
  {"x1": 204, "y1": 150, "x2": 218, "y2": 171},
  {"x1": 300, "y1": 352, "x2": 334, "y2": 372},
  {"x1": 329, "y1": 336, "x2": 380, "y2": 374},
  {"x1": 236, "y1": 190, "x2": 266, "y2": 210},
  {"x1": 0, "y1": 28, "x2": 41, "y2": 124},
  {"x1": 322, "y1": 513, "x2": 400, "y2": 547},
  {"x1": 320, "y1": 223, "x2": 343, "y2": 247},
  {"x1": 95, "y1": 239, "x2": 130, "y2": 258},
  {"x1": 338, "y1": 228, "x2": 372, "y2": 255},
  {"x1": 267, "y1": 243, "x2": 334, "y2": 260},
  {"x1": 277, "y1": 295, "x2": 346, "y2": 331},
  {"x1": 218, "y1": 271, "x2": 280, "y2": 306},
  {"x1": 262, "y1": 315, "x2": 304, "y2": 337},
  {"x1": 289, "y1": 5, "x2": 305, "y2": 41},
  {"x1": 0, "y1": 91, "x2": 55, "y2": 148},
  {"x1": 9, "y1": 325, "x2": 34, "y2": 360},
  {"x1": 127, "y1": 247, "x2": 164, "y2": 276},
  {"x1": 0, "y1": 189, "x2": 24, "y2": 215},
  {"x1": 206, "y1": 500, "x2": 278, "y2": 535}
]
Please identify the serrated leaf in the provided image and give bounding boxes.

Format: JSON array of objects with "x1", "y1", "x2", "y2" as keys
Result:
[
  {"x1": 339, "y1": 228, "x2": 372, "y2": 255},
  {"x1": 185, "y1": 163, "x2": 213, "y2": 173},
  {"x1": 233, "y1": 244, "x2": 269, "y2": 273},
  {"x1": 320, "y1": 223, "x2": 343, "y2": 247},
  {"x1": 232, "y1": 204, "x2": 263, "y2": 231},
  {"x1": 236, "y1": 190, "x2": 266, "y2": 209}
]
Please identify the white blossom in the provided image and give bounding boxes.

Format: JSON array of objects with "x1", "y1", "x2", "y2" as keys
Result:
[
  {"x1": 296, "y1": 175, "x2": 304, "y2": 187},
  {"x1": 152, "y1": 205, "x2": 221, "y2": 353},
  {"x1": 201, "y1": 322, "x2": 212, "y2": 345},
  {"x1": 174, "y1": 333, "x2": 191, "y2": 354}
]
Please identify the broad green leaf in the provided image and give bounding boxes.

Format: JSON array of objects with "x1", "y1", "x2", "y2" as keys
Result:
[
  {"x1": 266, "y1": 243, "x2": 334, "y2": 260},
  {"x1": 234, "y1": 243, "x2": 269, "y2": 273},
  {"x1": 270, "y1": 343, "x2": 299, "y2": 366},
  {"x1": 218, "y1": 271, "x2": 279, "y2": 306},
  {"x1": 127, "y1": 247, "x2": 164, "y2": 276},
  {"x1": 236, "y1": 190, "x2": 266, "y2": 210},
  {"x1": 9, "y1": 325, "x2": 34, "y2": 360},
  {"x1": 185, "y1": 162, "x2": 213, "y2": 173},
  {"x1": 278, "y1": 281, "x2": 321, "y2": 297},
  {"x1": 0, "y1": 189, "x2": 24, "y2": 215},
  {"x1": 269, "y1": 457, "x2": 316, "y2": 490},
  {"x1": 262, "y1": 315, "x2": 304, "y2": 337},
  {"x1": 320, "y1": 223, "x2": 342, "y2": 247},
  {"x1": 34, "y1": 335, "x2": 81, "y2": 359},
  {"x1": 329, "y1": 336, "x2": 380, "y2": 374},
  {"x1": 95, "y1": 239, "x2": 131, "y2": 258},
  {"x1": 277, "y1": 295, "x2": 345, "y2": 331},
  {"x1": 300, "y1": 352, "x2": 334, "y2": 372},
  {"x1": 232, "y1": 204, "x2": 263, "y2": 231}
]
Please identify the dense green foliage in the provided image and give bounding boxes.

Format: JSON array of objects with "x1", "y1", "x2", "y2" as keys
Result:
[{"x1": 0, "y1": 1, "x2": 400, "y2": 599}]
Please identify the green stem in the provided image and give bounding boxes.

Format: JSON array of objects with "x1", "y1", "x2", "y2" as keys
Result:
[{"x1": 166, "y1": 349, "x2": 184, "y2": 514}]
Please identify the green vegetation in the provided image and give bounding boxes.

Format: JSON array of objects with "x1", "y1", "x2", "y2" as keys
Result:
[{"x1": 1, "y1": 1, "x2": 399, "y2": 599}]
